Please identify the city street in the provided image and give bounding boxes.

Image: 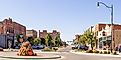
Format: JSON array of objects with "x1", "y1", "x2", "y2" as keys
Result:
[
  {"x1": 57, "y1": 46, "x2": 121, "y2": 60},
  {"x1": 0, "y1": 46, "x2": 121, "y2": 60}
]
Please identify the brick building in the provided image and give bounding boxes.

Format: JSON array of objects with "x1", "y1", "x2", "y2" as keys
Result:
[
  {"x1": 94, "y1": 23, "x2": 121, "y2": 49},
  {"x1": 26, "y1": 29, "x2": 37, "y2": 39},
  {"x1": 0, "y1": 18, "x2": 26, "y2": 37},
  {"x1": 0, "y1": 18, "x2": 26, "y2": 48},
  {"x1": 50, "y1": 30, "x2": 60, "y2": 40},
  {"x1": 39, "y1": 30, "x2": 60, "y2": 39},
  {"x1": 39, "y1": 30, "x2": 61, "y2": 45},
  {"x1": 39, "y1": 30, "x2": 48, "y2": 39}
]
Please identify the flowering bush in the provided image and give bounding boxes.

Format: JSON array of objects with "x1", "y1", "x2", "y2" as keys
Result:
[{"x1": 17, "y1": 41, "x2": 37, "y2": 56}]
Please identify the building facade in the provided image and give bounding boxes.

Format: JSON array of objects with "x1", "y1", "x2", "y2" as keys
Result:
[
  {"x1": 39, "y1": 30, "x2": 60, "y2": 39},
  {"x1": 26, "y1": 30, "x2": 37, "y2": 39},
  {"x1": 39, "y1": 30, "x2": 60, "y2": 43},
  {"x1": 94, "y1": 24, "x2": 121, "y2": 49},
  {"x1": 74, "y1": 34, "x2": 80, "y2": 44},
  {"x1": 0, "y1": 18, "x2": 26, "y2": 48}
]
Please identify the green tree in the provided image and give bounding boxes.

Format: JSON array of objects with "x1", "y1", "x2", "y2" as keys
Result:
[
  {"x1": 79, "y1": 31, "x2": 96, "y2": 48},
  {"x1": 55, "y1": 35, "x2": 61, "y2": 47},
  {"x1": 52, "y1": 33, "x2": 62, "y2": 47},
  {"x1": 45, "y1": 33, "x2": 52, "y2": 46},
  {"x1": 27, "y1": 37, "x2": 33, "y2": 44},
  {"x1": 16, "y1": 34, "x2": 20, "y2": 43},
  {"x1": 79, "y1": 35, "x2": 86, "y2": 45},
  {"x1": 33, "y1": 38, "x2": 41, "y2": 45}
]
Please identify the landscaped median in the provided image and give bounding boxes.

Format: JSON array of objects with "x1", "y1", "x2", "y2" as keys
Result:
[
  {"x1": 41, "y1": 47, "x2": 58, "y2": 52},
  {"x1": 0, "y1": 52, "x2": 61, "y2": 59},
  {"x1": 70, "y1": 50, "x2": 121, "y2": 57}
]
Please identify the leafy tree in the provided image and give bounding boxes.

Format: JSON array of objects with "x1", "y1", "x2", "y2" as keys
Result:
[
  {"x1": 51, "y1": 33, "x2": 62, "y2": 47},
  {"x1": 27, "y1": 37, "x2": 33, "y2": 45},
  {"x1": 40, "y1": 38, "x2": 45, "y2": 45},
  {"x1": 16, "y1": 34, "x2": 20, "y2": 43},
  {"x1": 79, "y1": 31, "x2": 96, "y2": 49},
  {"x1": 33, "y1": 38, "x2": 41, "y2": 45},
  {"x1": 45, "y1": 33, "x2": 52, "y2": 46}
]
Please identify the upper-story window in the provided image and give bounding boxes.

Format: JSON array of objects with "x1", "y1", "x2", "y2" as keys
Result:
[{"x1": 102, "y1": 31, "x2": 106, "y2": 36}]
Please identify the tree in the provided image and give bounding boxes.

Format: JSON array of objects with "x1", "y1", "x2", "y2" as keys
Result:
[
  {"x1": 79, "y1": 31, "x2": 96, "y2": 49},
  {"x1": 55, "y1": 35, "x2": 61, "y2": 47},
  {"x1": 79, "y1": 35, "x2": 87, "y2": 45},
  {"x1": 33, "y1": 38, "x2": 41, "y2": 45},
  {"x1": 51, "y1": 33, "x2": 62, "y2": 47},
  {"x1": 45, "y1": 33, "x2": 52, "y2": 46},
  {"x1": 16, "y1": 34, "x2": 20, "y2": 43},
  {"x1": 27, "y1": 37, "x2": 33, "y2": 45},
  {"x1": 40, "y1": 38, "x2": 45, "y2": 45}
]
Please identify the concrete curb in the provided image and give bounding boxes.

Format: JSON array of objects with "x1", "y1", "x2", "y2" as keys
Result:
[
  {"x1": 0, "y1": 52, "x2": 61, "y2": 59},
  {"x1": 70, "y1": 50, "x2": 121, "y2": 58},
  {"x1": 0, "y1": 55, "x2": 61, "y2": 59}
]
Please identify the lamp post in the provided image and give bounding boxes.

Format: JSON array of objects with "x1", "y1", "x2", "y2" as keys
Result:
[{"x1": 97, "y1": 2, "x2": 114, "y2": 53}]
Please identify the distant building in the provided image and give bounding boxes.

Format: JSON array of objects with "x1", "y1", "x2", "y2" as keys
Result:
[
  {"x1": 93, "y1": 23, "x2": 121, "y2": 49},
  {"x1": 26, "y1": 30, "x2": 37, "y2": 39},
  {"x1": 0, "y1": 18, "x2": 26, "y2": 48},
  {"x1": 39, "y1": 30, "x2": 61, "y2": 45},
  {"x1": 39, "y1": 30, "x2": 48, "y2": 39},
  {"x1": 50, "y1": 30, "x2": 60, "y2": 40},
  {"x1": 74, "y1": 34, "x2": 80, "y2": 44}
]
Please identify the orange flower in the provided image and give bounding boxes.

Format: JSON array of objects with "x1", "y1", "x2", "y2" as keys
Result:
[{"x1": 28, "y1": 51, "x2": 33, "y2": 56}]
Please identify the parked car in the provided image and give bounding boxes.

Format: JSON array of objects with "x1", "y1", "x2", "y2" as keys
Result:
[
  {"x1": 32, "y1": 45, "x2": 45, "y2": 49},
  {"x1": 71, "y1": 45, "x2": 78, "y2": 50},
  {"x1": 0, "y1": 47, "x2": 3, "y2": 51},
  {"x1": 78, "y1": 45, "x2": 89, "y2": 50},
  {"x1": 15, "y1": 46, "x2": 20, "y2": 49}
]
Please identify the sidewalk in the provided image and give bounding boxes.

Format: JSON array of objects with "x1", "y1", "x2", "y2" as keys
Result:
[{"x1": 70, "y1": 50, "x2": 121, "y2": 58}]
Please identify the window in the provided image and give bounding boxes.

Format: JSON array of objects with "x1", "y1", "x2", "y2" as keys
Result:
[{"x1": 102, "y1": 31, "x2": 105, "y2": 36}]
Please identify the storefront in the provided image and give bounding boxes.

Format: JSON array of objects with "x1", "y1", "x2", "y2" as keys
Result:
[{"x1": 99, "y1": 36, "x2": 111, "y2": 49}]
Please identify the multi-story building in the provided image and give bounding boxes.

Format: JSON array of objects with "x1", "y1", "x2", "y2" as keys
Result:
[
  {"x1": 94, "y1": 23, "x2": 121, "y2": 49},
  {"x1": 0, "y1": 18, "x2": 26, "y2": 48},
  {"x1": 39, "y1": 30, "x2": 48, "y2": 39},
  {"x1": 50, "y1": 30, "x2": 60, "y2": 40},
  {"x1": 26, "y1": 30, "x2": 37, "y2": 39},
  {"x1": 39, "y1": 30, "x2": 61, "y2": 45}
]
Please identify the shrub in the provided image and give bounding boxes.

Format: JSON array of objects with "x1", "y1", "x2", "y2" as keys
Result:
[
  {"x1": 103, "y1": 51, "x2": 108, "y2": 54},
  {"x1": 99, "y1": 51, "x2": 103, "y2": 54},
  {"x1": 42, "y1": 47, "x2": 53, "y2": 52},
  {"x1": 112, "y1": 51, "x2": 118, "y2": 55},
  {"x1": 53, "y1": 47, "x2": 58, "y2": 52},
  {"x1": 107, "y1": 51, "x2": 110, "y2": 54},
  {"x1": 86, "y1": 50, "x2": 93, "y2": 53},
  {"x1": 93, "y1": 50, "x2": 99, "y2": 53}
]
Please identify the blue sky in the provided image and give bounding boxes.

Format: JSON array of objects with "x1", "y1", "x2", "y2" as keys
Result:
[{"x1": 0, "y1": 0, "x2": 120, "y2": 41}]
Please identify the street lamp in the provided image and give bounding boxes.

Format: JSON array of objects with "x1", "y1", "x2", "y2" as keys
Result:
[{"x1": 97, "y1": 2, "x2": 114, "y2": 53}]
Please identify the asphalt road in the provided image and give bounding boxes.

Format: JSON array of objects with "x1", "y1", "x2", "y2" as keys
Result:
[
  {"x1": 1, "y1": 46, "x2": 121, "y2": 60},
  {"x1": 58, "y1": 46, "x2": 121, "y2": 60}
]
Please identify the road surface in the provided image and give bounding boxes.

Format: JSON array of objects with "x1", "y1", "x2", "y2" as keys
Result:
[{"x1": 58, "y1": 46, "x2": 121, "y2": 60}]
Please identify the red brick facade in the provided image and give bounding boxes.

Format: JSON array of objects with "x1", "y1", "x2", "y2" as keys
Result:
[
  {"x1": 39, "y1": 30, "x2": 60, "y2": 39},
  {"x1": 95, "y1": 23, "x2": 121, "y2": 49},
  {"x1": 26, "y1": 30, "x2": 37, "y2": 39},
  {"x1": 0, "y1": 18, "x2": 26, "y2": 38}
]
